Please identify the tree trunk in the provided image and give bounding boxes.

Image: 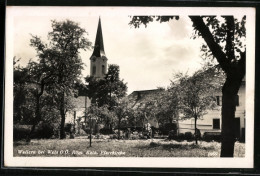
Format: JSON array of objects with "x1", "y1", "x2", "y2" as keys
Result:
[
  {"x1": 176, "y1": 118, "x2": 179, "y2": 136},
  {"x1": 89, "y1": 119, "x2": 92, "y2": 147},
  {"x1": 26, "y1": 124, "x2": 36, "y2": 142},
  {"x1": 194, "y1": 116, "x2": 198, "y2": 145},
  {"x1": 27, "y1": 94, "x2": 41, "y2": 142},
  {"x1": 60, "y1": 93, "x2": 66, "y2": 139},
  {"x1": 60, "y1": 113, "x2": 66, "y2": 139},
  {"x1": 118, "y1": 120, "x2": 121, "y2": 140},
  {"x1": 220, "y1": 76, "x2": 242, "y2": 157},
  {"x1": 73, "y1": 111, "x2": 76, "y2": 133},
  {"x1": 189, "y1": 15, "x2": 245, "y2": 157}
]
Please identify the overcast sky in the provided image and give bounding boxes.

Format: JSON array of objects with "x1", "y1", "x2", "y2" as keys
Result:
[{"x1": 9, "y1": 7, "x2": 209, "y2": 94}]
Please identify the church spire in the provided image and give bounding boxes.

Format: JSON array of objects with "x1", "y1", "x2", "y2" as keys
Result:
[
  {"x1": 90, "y1": 17, "x2": 108, "y2": 78},
  {"x1": 92, "y1": 17, "x2": 105, "y2": 57}
]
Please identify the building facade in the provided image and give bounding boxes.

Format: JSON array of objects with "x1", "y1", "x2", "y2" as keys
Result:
[
  {"x1": 178, "y1": 80, "x2": 245, "y2": 140},
  {"x1": 128, "y1": 81, "x2": 245, "y2": 140}
]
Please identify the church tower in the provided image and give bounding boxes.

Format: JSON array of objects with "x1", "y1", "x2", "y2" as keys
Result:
[{"x1": 90, "y1": 17, "x2": 108, "y2": 78}]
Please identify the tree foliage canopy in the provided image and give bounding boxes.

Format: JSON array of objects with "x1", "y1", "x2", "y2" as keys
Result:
[
  {"x1": 85, "y1": 64, "x2": 127, "y2": 108},
  {"x1": 14, "y1": 19, "x2": 92, "y2": 139}
]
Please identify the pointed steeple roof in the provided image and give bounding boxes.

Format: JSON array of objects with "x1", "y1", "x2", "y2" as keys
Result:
[{"x1": 91, "y1": 17, "x2": 105, "y2": 57}]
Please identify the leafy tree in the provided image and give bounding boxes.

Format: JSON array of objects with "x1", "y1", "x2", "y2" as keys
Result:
[
  {"x1": 125, "y1": 105, "x2": 143, "y2": 130},
  {"x1": 85, "y1": 64, "x2": 127, "y2": 108},
  {"x1": 14, "y1": 58, "x2": 61, "y2": 140},
  {"x1": 113, "y1": 98, "x2": 132, "y2": 139},
  {"x1": 13, "y1": 57, "x2": 29, "y2": 123},
  {"x1": 30, "y1": 19, "x2": 91, "y2": 139},
  {"x1": 85, "y1": 76, "x2": 108, "y2": 106},
  {"x1": 98, "y1": 105, "x2": 116, "y2": 130},
  {"x1": 132, "y1": 103, "x2": 148, "y2": 132},
  {"x1": 105, "y1": 65, "x2": 128, "y2": 107},
  {"x1": 154, "y1": 88, "x2": 180, "y2": 126},
  {"x1": 173, "y1": 68, "x2": 223, "y2": 144},
  {"x1": 129, "y1": 15, "x2": 246, "y2": 157},
  {"x1": 86, "y1": 104, "x2": 100, "y2": 146},
  {"x1": 131, "y1": 98, "x2": 158, "y2": 133},
  {"x1": 23, "y1": 60, "x2": 56, "y2": 141}
]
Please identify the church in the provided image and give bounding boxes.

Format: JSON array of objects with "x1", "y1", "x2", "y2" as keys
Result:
[
  {"x1": 89, "y1": 17, "x2": 108, "y2": 79},
  {"x1": 67, "y1": 17, "x2": 108, "y2": 133}
]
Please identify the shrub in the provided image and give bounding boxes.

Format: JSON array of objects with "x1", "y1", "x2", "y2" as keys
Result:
[
  {"x1": 100, "y1": 128, "x2": 115, "y2": 135},
  {"x1": 83, "y1": 128, "x2": 91, "y2": 134},
  {"x1": 14, "y1": 122, "x2": 54, "y2": 140},
  {"x1": 131, "y1": 134, "x2": 139, "y2": 140},
  {"x1": 159, "y1": 123, "x2": 177, "y2": 135},
  {"x1": 184, "y1": 132, "x2": 193, "y2": 140},
  {"x1": 149, "y1": 142, "x2": 159, "y2": 147},
  {"x1": 168, "y1": 130, "x2": 176, "y2": 140},
  {"x1": 109, "y1": 134, "x2": 118, "y2": 139},
  {"x1": 70, "y1": 133, "x2": 75, "y2": 139},
  {"x1": 203, "y1": 132, "x2": 221, "y2": 142},
  {"x1": 33, "y1": 123, "x2": 54, "y2": 139},
  {"x1": 195, "y1": 129, "x2": 201, "y2": 139},
  {"x1": 13, "y1": 125, "x2": 31, "y2": 141},
  {"x1": 64, "y1": 123, "x2": 73, "y2": 133},
  {"x1": 177, "y1": 133, "x2": 185, "y2": 141}
]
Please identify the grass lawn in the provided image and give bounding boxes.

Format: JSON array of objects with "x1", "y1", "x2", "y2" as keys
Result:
[{"x1": 13, "y1": 137, "x2": 245, "y2": 157}]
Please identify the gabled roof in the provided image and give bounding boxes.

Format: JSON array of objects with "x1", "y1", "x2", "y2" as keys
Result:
[
  {"x1": 91, "y1": 17, "x2": 106, "y2": 58},
  {"x1": 128, "y1": 89, "x2": 164, "y2": 109}
]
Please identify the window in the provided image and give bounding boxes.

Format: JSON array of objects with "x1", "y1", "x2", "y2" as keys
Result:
[
  {"x1": 236, "y1": 95, "x2": 239, "y2": 106},
  {"x1": 92, "y1": 65, "x2": 96, "y2": 75},
  {"x1": 102, "y1": 65, "x2": 105, "y2": 74},
  {"x1": 213, "y1": 119, "x2": 220, "y2": 129},
  {"x1": 216, "y1": 96, "x2": 222, "y2": 106},
  {"x1": 137, "y1": 92, "x2": 141, "y2": 99}
]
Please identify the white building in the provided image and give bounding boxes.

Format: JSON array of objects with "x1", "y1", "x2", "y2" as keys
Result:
[{"x1": 178, "y1": 80, "x2": 245, "y2": 140}]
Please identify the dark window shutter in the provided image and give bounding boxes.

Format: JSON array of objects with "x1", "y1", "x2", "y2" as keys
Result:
[
  {"x1": 216, "y1": 96, "x2": 220, "y2": 106},
  {"x1": 213, "y1": 119, "x2": 220, "y2": 129},
  {"x1": 102, "y1": 65, "x2": 105, "y2": 74},
  {"x1": 216, "y1": 96, "x2": 222, "y2": 106},
  {"x1": 92, "y1": 66, "x2": 96, "y2": 75}
]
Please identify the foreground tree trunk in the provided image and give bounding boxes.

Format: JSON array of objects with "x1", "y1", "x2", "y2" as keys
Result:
[
  {"x1": 220, "y1": 75, "x2": 243, "y2": 157},
  {"x1": 60, "y1": 93, "x2": 66, "y2": 139},
  {"x1": 89, "y1": 119, "x2": 92, "y2": 147},
  {"x1": 27, "y1": 96, "x2": 40, "y2": 142},
  {"x1": 60, "y1": 114, "x2": 66, "y2": 139},
  {"x1": 189, "y1": 16, "x2": 245, "y2": 157},
  {"x1": 27, "y1": 87, "x2": 43, "y2": 142},
  {"x1": 194, "y1": 116, "x2": 198, "y2": 145},
  {"x1": 118, "y1": 120, "x2": 121, "y2": 140}
]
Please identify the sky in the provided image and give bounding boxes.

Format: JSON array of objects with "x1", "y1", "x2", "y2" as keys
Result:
[{"x1": 9, "y1": 7, "x2": 207, "y2": 94}]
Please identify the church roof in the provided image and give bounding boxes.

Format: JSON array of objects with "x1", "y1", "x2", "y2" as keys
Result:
[
  {"x1": 91, "y1": 17, "x2": 106, "y2": 57},
  {"x1": 128, "y1": 89, "x2": 164, "y2": 109}
]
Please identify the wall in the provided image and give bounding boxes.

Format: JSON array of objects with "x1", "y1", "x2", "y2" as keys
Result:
[{"x1": 178, "y1": 82, "x2": 245, "y2": 138}]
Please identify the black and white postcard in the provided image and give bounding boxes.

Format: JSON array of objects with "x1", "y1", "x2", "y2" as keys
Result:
[{"x1": 4, "y1": 6, "x2": 255, "y2": 168}]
